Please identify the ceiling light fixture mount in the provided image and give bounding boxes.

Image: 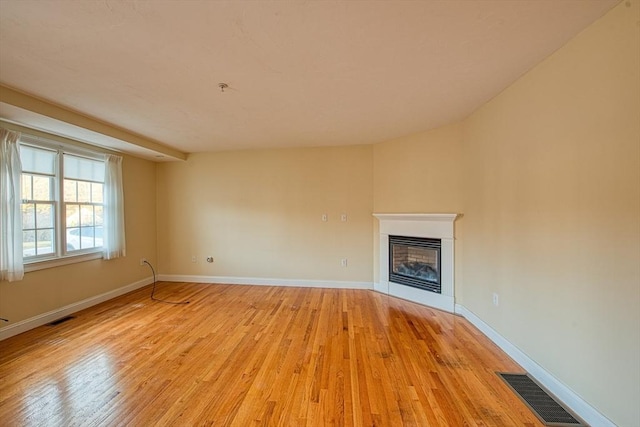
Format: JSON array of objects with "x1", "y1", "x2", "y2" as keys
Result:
[{"x1": 218, "y1": 83, "x2": 229, "y2": 92}]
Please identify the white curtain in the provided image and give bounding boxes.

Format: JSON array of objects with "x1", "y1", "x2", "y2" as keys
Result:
[
  {"x1": 0, "y1": 129, "x2": 24, "y2": 282},
  {"x1": 103, "y1": 154, "x2": 126, "y2": 260}
]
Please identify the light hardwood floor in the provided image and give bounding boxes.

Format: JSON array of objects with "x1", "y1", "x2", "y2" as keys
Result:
[{"x1": 0, "y1": 283, "x2": 542, "y2": 426}]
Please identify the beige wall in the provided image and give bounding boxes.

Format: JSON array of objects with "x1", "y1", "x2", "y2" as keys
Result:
[
  {"x1": 373, "y1": 123, "x2": 464, "y2": 214},
  {"x1": 156, "y1": 145, "x2": 373, "y2": 282},
  {"x1": 461, "y1": 1, "x2": 639, "y2": 425},
  {"x1": 0, "y1": 154, "x2": 158, "y2": 324}
]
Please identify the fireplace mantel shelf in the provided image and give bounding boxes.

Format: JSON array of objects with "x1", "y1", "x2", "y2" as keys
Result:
[{"x1": 373, "y1": 213, "x2": 458, "y2": 221}]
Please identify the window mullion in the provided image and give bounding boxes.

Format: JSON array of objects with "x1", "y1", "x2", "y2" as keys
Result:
[{"x1": 56, "y1": 150, "x2": 63, "y2": 257}]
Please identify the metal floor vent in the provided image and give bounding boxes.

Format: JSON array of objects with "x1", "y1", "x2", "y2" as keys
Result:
[
  {"x1": 496, "y1": 372, "x2": 587, "y2": 427},
  {"x1": 497, "y1": 373, "x2": 587, "y2": 426},
  {"x1": 47, "y1": 316, "x2": 75, "y2": 326}
]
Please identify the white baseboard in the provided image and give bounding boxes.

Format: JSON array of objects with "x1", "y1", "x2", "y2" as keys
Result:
[
  {"x1": 158, "y1": 274, "x2": 373, "y2": 290},
  {"x1": 0, "y1": 276, "x2": 153, "y2": 341},
  {"x1": 454, "y1": 304, "x2": 615, "y2": 427},
  {"x1": 373, "y1": 282, "x2": 454, "y2": 313},
  {"x1": 373, "y1": 281, "x2": 387, "y2": 293},
  {"x1": 388, "y1": 281, "x2": 454, "y2": 313}
]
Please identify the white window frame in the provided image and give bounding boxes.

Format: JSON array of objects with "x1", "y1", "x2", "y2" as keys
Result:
[{"x1": 19, "y1": 134, "x2": 107, "y2": 272}]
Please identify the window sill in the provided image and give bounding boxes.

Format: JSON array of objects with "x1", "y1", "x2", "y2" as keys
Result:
[{"x1": 24, "y1": 251, "x2": 103, "y2": 273}]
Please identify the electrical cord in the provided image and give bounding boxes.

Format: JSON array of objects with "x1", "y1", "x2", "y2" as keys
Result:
[{"x1": 144, "y1": 260, "x2": 190, "y2": 305}]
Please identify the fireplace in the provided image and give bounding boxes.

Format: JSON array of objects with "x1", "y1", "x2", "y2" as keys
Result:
[
  {"x1": 389, "y1": 235, "x2": 441, "y2": 293},
  {"x1": 374, "y1": 213, "x2": 458, "y2": 312}
]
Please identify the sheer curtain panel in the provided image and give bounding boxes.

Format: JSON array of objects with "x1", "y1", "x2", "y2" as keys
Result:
[
  {"x1": 0, "y1": 129, "x2": 24, "y2": 281},
  {"x1": 103, "y1": 154, "x2": 126, "y2": 260}
]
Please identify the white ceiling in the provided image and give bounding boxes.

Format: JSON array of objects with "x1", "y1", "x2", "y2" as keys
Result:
[{"x1": 0, "y1": 0, "x2": 618, "y2": 156}]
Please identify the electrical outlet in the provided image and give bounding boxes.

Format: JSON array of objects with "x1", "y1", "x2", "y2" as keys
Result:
[
  {"x1": 341, "y1": 258, "x2": 348, "y2": 267},
  {"x1": 191, "y1": 255, "x2": 197, "y2": 263},
  {"x1": 140, "y1": 258, "x2": 147, "y2": 266},
  {"x1": 492, "y1": 293, "x2": 499, "y2": 306}
]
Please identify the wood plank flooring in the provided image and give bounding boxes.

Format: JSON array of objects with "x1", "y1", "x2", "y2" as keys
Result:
[{"x1": 0, "y1": 283, "x2": 543, "y2": 426}]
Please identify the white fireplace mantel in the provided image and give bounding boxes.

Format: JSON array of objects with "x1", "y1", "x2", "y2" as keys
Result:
[
  {"x1": 373, "y1": 213, "x2": 457, "y2": 221},
  {"x1": 373, "y1": 213, "x2": 458, "y2": 312}
]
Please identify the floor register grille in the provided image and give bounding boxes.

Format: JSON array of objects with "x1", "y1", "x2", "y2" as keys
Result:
[
  {"x1": 47, "y1": 316, "x2": 75, "y2": 326},
  {"x1": 497, "y1": 373, "x2": 587, "y2": 426}
]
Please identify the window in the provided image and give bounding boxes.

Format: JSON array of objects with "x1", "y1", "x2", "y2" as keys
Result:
[
  {"x1": 20, "y1": 145, "x2": 57, "y2": 257},
  {"x1": 63, "y1": 154, "x2": 105, "y2": 252},
  {"x1": 20, "y1": 138, "x2": 106, "y2": 263}
]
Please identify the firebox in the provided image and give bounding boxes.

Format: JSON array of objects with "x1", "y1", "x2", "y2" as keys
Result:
[{"x1": 389, "y1": 235, "x2": 441, "y2": 293}]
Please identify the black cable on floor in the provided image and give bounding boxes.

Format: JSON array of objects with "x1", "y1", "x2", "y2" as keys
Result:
[{"x1": 144, "y1": 260, "x2": 190, "y2": 305}]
